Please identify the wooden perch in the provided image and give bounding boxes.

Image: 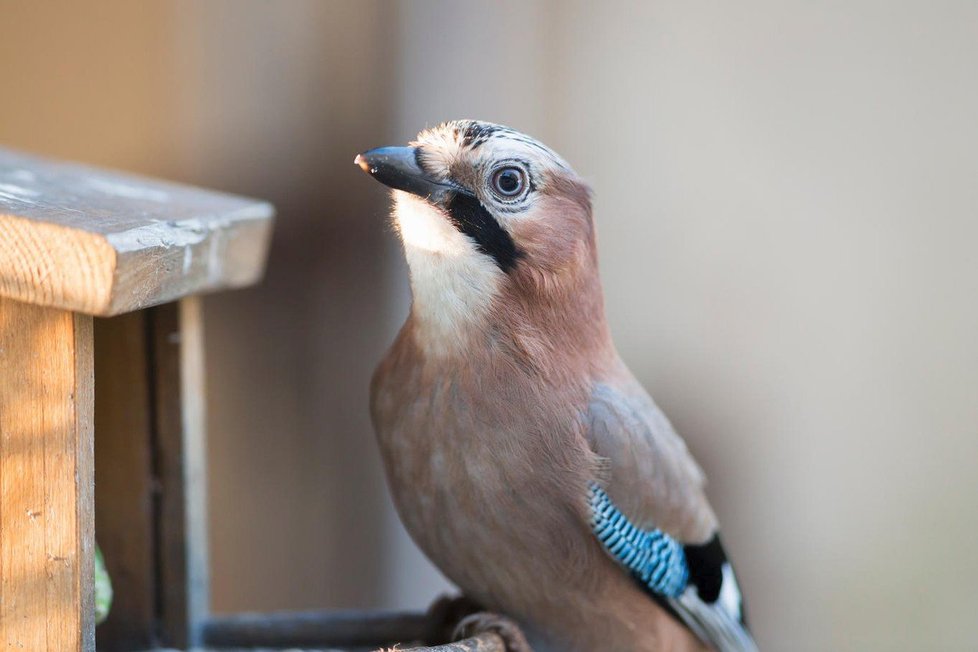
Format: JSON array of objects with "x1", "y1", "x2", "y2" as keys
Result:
[
  {"x1": 198, "y1": 597, "x2": 531, "y2": 652},
  {"x1": 398, "y1": 631, "x2": 508, "y2": 652},
  {"x1": 202, "y1": 609, "x2": 433, "y2": 648},
  {"x1": 385, "y1": 605, "x2": 530, "y2": 652}
]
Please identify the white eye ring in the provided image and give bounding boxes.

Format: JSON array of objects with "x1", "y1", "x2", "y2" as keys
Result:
[{"x1": 490, "y1": 166, "x2": 527, "y2": 199}]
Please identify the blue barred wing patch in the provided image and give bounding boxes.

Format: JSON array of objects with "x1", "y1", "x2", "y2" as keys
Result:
[{"x1": 588, "y1": 483, "x2": 688, "y2": 598}]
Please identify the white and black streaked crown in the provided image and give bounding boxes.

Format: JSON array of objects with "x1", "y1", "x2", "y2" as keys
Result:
[{"x1": 415, "y1": 120, "x2": 573, "y2": 172}]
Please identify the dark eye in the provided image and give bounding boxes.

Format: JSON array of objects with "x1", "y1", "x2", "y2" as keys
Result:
[{"x1": 491, "y1": 166, "x2": 526, "y2": 198}]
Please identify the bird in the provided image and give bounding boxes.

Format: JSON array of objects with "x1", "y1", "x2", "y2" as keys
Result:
[{"x1": 355, "y1": 120, "x2": 758, "y2": 652}]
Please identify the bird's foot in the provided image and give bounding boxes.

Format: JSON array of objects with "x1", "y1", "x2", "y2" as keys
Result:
[
  {"x1": 425, "y1": 594, "x2": 484, "y2": 644},
  {"x1": 453, "y1": 612, "x2": 533, "y2": 652}
]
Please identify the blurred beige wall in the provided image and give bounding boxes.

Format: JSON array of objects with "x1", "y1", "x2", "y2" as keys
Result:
[
  {"x1": 547, "y1": 4, "x2": 978, "y2": 650},
  {"x1": 3, "y1": 2, "x2": 978, "y2": 650}
]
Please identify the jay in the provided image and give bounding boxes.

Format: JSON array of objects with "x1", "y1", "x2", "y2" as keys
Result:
[{"x1": 356, "y1": 121, "x2": 757, "y2": 652}]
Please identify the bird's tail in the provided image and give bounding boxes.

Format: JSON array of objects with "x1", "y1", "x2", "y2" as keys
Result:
[{"x1": 667, "y1": 584, "x2": 758, "y2": 652}]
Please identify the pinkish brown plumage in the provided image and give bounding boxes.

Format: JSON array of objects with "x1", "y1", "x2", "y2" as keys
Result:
[{"x1": 358, "y1": 121, "x2": 756, "y2": 652}]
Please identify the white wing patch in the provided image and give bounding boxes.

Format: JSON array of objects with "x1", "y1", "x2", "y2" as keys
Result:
[
  {"x1": 718, "y1": 563, "x2": 743, "y2": 622},
  {"x1": 667, "y1": 563, "x2": 757, "y2": 652}
]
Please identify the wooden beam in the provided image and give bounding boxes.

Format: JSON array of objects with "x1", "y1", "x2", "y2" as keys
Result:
[
  {"x1": 151, "y1": 298, "x2": 209, "y2": 648},
  {"x1": 199, "y1": 609, "x2": 524, "y2": 652},
  {"x1": 94, "y1": 312, "x2": 156, "y2": 651},
  {"x1": 201, "y1": 609, "x2": 432, "y2": 649},
  {"x1": 0, "y1": 298, "x2": 95, "y2": 652},
  {"x1": 0, "y1": 147, "x2": 274, "y2": 316}
]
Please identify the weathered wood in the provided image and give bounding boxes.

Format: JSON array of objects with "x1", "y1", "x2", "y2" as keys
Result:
[
  {"x1": 201, "y1": 609, "x2": 433, "y2": 649},
  {"x1": 0, "y1": 147, "x2": 274, "y2": 316},
  {"x1": 401, "y1": 611, "x2": 530, "y2": 652},
  {"x1": 94, "y1": 312, "x2": 157, "y2": 651},
  {"x1": 151, "y1": 298, "x2": 210, "y2": 648},
  {"x1": 398, "y1": 632, "x2": 507, "y2": 652},
  {"x1": 0, "y1": 298, "x2": 95, "y2": 652}
]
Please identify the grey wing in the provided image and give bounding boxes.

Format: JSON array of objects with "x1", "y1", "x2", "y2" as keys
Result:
[
  {"x1": 586, "y1": 370, "x2": 757, "y2": 652},
  {"x1": 586, "y1": 371, "x2": 716, "y2": 542}
]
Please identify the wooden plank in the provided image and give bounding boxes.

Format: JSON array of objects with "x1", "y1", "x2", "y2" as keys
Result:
[
  {"x1": 150, "y1": 298, "x2": 209, "y2": 648},
  {"x1": 0, "y1": 147, "x2": 274, "y2": 316},
  {"x1": 0, "y1": 298, "x2": 95, "y2": 652},
  {"x1": 0, "y1": 213, "x2": 115, "y2": 315},
  {"x1": 93, "y1": 312, "x2": 157, "y2": 651}
]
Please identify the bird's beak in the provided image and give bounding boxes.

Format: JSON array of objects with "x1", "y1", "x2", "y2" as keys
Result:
[{"x1": 354, "y1": 146, "x2": 447, "y2": 198}]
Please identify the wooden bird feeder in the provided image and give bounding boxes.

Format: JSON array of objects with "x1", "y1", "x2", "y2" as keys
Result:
[
  {"x1": 0, "y1": 148, "x2": 517, "y2": 652},
  {"x1": 0, "y1": 147, "x2": 272, "y2": 651}
]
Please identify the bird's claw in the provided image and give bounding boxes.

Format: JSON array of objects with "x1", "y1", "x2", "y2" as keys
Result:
[
  {"x1": 453, "y1": 612, "x2": 533, "y2": 652},
  {"x1": 425, "y1": 594, "x2": 484, "y2": 644}
]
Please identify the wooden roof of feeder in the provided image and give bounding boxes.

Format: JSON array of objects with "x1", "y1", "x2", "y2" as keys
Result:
[{"x1": 0, "y1": 147, "x2": 275, "y2": 316}]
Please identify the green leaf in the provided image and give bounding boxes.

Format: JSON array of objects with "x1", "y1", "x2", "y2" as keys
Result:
[{"x1": 94, "y1": 544, "x2": 113, "y2": 625}]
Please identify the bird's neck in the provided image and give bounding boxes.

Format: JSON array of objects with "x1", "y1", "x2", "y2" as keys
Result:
[
  {"x1": 404, "y1": 252, "x2": 614, "y2": 374},
  {"x1": 403, "y1": 244, "x2": 505, "y2": 359}
]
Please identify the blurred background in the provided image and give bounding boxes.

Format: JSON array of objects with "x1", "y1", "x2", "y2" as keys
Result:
[{"x1": 3, "y1": 1, "x2": 977, "y2": 649}]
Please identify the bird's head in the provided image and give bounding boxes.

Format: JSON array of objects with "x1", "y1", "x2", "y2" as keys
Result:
[{"x1": 357, "y1": 120, "x2": 606, "y2": 358}]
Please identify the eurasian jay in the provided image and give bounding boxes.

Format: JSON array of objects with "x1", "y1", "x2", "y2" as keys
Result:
[{"x1": 356, "y1": 120, "x2": 757, "y2": 652}]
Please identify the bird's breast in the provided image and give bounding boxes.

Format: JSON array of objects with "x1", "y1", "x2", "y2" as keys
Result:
[{"x1": 370, "y1": 342, "x2": 599, "y2": 610}]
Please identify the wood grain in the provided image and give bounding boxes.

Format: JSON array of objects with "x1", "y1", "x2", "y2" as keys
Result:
[
  {"x1": 0, "y1": 147, "x2": 274, "y2": 316},
  {"x1": 0, "y1": 297, "x2": 95, "y2": 652}
]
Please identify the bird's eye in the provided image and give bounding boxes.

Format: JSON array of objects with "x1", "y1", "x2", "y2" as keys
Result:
[{"x1": 490, "y1": 166, "x2": 526, "y2": 198}]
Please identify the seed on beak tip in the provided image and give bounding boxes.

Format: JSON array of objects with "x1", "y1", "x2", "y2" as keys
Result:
[{"x1": 353, "y1": 154, "x2": 377, "y2": 174}]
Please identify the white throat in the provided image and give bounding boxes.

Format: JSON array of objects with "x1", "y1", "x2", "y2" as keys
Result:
[{"x1": 393, "y1": 192, "x2": 504, "y2": 357}]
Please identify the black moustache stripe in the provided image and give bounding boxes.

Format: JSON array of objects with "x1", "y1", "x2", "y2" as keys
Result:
[{"x1": 444, "y1": 192, "x2": 521, "y2": 273}]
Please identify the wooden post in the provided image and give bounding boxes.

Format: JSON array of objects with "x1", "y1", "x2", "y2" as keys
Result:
[
  {"x1": 0, "y1": 299, "x2": 95, "y2": 652},
  {"x1": 150, "y1": 298, "x2": 210, "y2": 648}
]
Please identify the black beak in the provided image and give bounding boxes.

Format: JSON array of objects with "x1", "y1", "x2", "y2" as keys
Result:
[{"x1": 354, "y1": 146, "x2": 447, "y2": 198}]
